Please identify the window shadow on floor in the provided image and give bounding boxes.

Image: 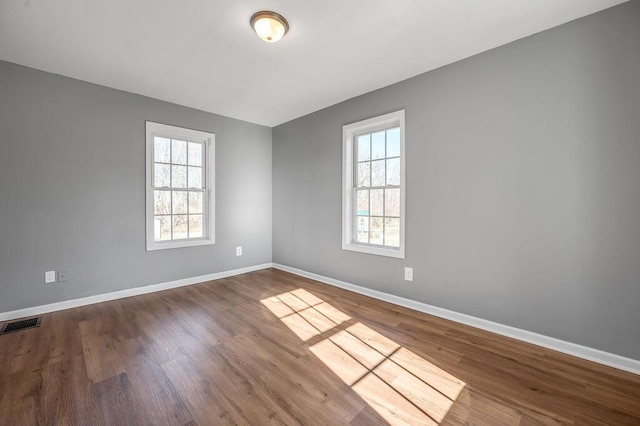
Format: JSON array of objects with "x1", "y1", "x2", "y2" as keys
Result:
[{"x1": 262, "y1": 289, "x2": 466, "y2": 425}]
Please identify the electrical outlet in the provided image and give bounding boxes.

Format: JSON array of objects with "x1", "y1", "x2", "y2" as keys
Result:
[
  {"x1": 45, "y1": 271, "x2": 56, "y2": 284},
  {"x1": 404, "y1": 267, "x2": 413, "y2": 282},
  {"x1": 58, "y1": 270, "x2": 68, "y2": 282},
  {"x1": 236, "y1": 246, "x2": 243, "y2": 256}
]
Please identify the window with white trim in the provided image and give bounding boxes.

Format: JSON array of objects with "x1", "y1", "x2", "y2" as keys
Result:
[
  {"x1": 146, "y1": 122, "x2": 215, "y2": 251},
  {"x1": 342, "y1": 110, "x2": 405, "y2": 258}
]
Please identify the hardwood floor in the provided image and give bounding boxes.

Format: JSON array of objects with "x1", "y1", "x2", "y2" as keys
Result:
[{"x1": 0, "y1": 268, "x2": 639, "y2": 425}]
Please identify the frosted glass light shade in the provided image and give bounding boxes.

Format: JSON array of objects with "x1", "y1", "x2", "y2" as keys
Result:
[{"x1": 250, "y1": 11, "x2": 289, "y2": 43}]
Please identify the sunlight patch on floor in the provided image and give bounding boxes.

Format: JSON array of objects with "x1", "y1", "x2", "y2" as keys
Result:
[
  {"x1": 260, "y1": 289, "x2": 351, "y2": 341},
  {"x1": 261, "y1": 289, "x2": 466, "y2": 425}
]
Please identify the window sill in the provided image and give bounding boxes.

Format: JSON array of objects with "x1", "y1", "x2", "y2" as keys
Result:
[
  {"x1": 342, "y1": 242, "x2": 405, "y2": 259},
  {"x1": 147, "y1": 238, "x2": 215, "y2": 251}
]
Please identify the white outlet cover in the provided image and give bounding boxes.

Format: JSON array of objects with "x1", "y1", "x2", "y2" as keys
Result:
[
  {"x1": 45, "y1": 270, "x2": 56, "y2": 284},
  {"x1": 404, "y1": 267, "x2": 413, "y2": 282},
  {"x1": 236, "y1": 246, "x2": 242, "y2": 256}
]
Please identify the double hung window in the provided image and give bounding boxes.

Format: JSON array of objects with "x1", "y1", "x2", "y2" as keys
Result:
[
  {"x1": 342, "y1": 110, "x2": 405, "y2": 258},
  {"x1": 146, "y1": 122, "x2": 215, "y2": 250}
]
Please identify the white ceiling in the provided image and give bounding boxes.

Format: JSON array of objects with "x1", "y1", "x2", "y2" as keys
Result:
[{"x1": 0, "y1": 0, "x2": 628, "y2": 127}]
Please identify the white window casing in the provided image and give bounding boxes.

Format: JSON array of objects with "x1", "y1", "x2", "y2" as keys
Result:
[
  {"x1": 342, "y1": 110, "x2": 405, "y2": 259},
  {"x1": 145, "y1": 121, "x2": 215, "y2": 251}
]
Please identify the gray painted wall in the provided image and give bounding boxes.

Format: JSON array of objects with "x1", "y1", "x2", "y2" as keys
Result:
[
  {"x1": 273, "y1": 2, "x2": 640, "y2": 359},
  {"x1": 0, "y1": 61, "x2": 272, "y2": 312}
]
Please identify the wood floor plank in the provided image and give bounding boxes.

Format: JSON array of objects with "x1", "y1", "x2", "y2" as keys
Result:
[
  {"x1": 161, "y1": 355, "x2": 246, "y2": 425},
  {"x1": 132, "y1": 309, "x2": 188, "y2": 365},
  {"x1": 89, "y1": 372, "x2": 147, "y2": 425},
  {"x1": 48, "y1": 310, "x2": 84, "y2": 365},
  {"x1": 0, "y1": 267, "x2": 638, "y2": 425},
  {"x1": 118, "y1": 337, "x2": 194, "y2": 425},
  {"x1": 0, "y1": 368, "x2": 47, "y2": 426},
  {"x1": 440, "y1": 388, "x2": 521, "y2": 426},
  {"x1": 78, "y1": 321, "x2": 125, "y2": 384},
  {"x1": 215, "y1": 337, "x2": 334, "y2": 424},
  {"x1": 6, "y1": 324, "x2": 51, "y2": 375},
  {"x1": 349, "y1": 405, "x2": 389, "y2": 426},
  {"x1": 46, "y1": 355, "x2": 91, "y2": 425},
  {"x1": 181, "y1": 343, "x2": 299, "y2": 425}
]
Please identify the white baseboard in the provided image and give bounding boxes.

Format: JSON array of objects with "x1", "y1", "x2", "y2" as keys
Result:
[
  {"x1": 3, "y1": 261, "x2": 638, "y2": 375},
  {"x1": 0, "y1": 263, "x2": 273, "y2": 322},
  {"x1": 272, "y1": 263, "x2": 640, "y2": 376}
]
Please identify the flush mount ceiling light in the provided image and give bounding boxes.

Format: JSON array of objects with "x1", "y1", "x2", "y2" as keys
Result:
[{"x1": 250, "y1": 11, "x2": 289, "y2": 43}]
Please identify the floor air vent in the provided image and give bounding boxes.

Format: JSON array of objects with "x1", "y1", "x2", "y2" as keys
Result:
[{"x1": 1, "y1": 317, "x2": 42, "y2": 335}]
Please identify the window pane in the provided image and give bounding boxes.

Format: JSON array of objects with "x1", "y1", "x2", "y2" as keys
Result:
[
  {"x1": 387, "y1": 158, "x2": 400, "y2": 186},
  {"x1": 371, "y1": 131, "x2": 385, "y2": 160},
  {"x1": 154, "y1": 164, "x2": 170, "y2": 188},
  {"x1": 357, "y1": 134, "x2": 370, "y2": 161},
  {"x1": 172, "y1": 191, "x2": 188, "y2": 214},
  {"x1": 357, "y1": 190, "x2": 369, "y2": 216},
  {"x1": 386, "y1": 127, "x2": 400, "y2": 158},
  {"x1": 371, "y1": 160, "x2": 385, "y2": 187},
  {"x1": 189, "y1": 192, "x2": 203, "y2": 214},
  {"x1": 385, "y1": 188, "x2": 400, "y2": 217},
  {"x1": 188, "y1": 142, "x2": 203, "y2": 166},
  {"x1": 371, "y1": 189, "x2": 384, "y2": 216},
  {"x1": 189, "y1": 215, "x2": 203, "y2": 238},
  {"x1": 385, "y1": 218, "x2": 400, "y2": 247},
  {"x1": 154, "y1": 215, "x2": 171, "y2": 241},
  {"x1": 370, "y1": 217, "x2": 384, "y2": 245},
  {"x1": 356, "y1": 216, "x2": 369, "y2": 243},
  {"x1": 357, "y1": 162, "x2": 370, "y2": 187},
  {"x1": 154, "y1": 137, "x2": 170, "y2": 163},
  {"x1": 172, "y1": 165, "x2": 187, "y2": 188},
  {"x1": 153, "y1": 190, "x2": 171, "y2": 215},
  {"x1": 172, "y1": 215, "x2": 188, "y2": 240},
  {"x1": 188, "y1": 166, "x2": 202, "y2": 189},
  {"x1": 172, "y1": 139, "x2": 187, "y2": 165}
]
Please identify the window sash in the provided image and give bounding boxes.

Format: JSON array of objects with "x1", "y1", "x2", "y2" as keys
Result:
[
  {"x1": 350, "y1": 128, "x2": 402, "y2": 249},
  {"x1": 152, "y1": 188, "x2": 207, "y2": 241},
  {"x1": 151, "y1": 139, "x2": 206, "y2": 189},
  {"x1": 151, "y1": 137, "x2": 208, "y2": 242}
]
